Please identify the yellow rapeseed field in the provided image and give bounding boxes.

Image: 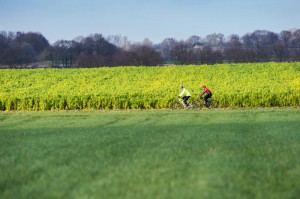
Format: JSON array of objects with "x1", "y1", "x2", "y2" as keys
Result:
[{"x1": 0, "y1": 62, "x2": 299, "y2": 110}]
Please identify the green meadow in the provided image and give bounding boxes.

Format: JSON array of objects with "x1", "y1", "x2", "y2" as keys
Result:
[{"x1": 0, "y1": 108, "x2": 299, "y2": 199}]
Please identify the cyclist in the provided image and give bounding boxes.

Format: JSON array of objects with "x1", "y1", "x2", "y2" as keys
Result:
[
  {"x1": 178, "y1": 85, "x2": 191, "y2": 108},
  {"x1": 199, "y1": 85, "x2": 212, "y2": 107}
]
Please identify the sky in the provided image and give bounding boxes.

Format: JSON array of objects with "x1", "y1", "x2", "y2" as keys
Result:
[{"x1": 1, "y1": 0, "x2": 299, "y2": 44}]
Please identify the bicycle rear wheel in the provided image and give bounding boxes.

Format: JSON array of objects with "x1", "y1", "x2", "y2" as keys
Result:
[{"x1": 209, "y1": 100, "x2": 219, "y2": 109}]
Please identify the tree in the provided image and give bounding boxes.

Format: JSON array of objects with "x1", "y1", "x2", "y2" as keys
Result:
[
  {"x1": 119, "y1": 44, "x2": 162, "y2": 66},
  {"x1": 2, "y1": 42, "x2": 36, "y2": 67},
  {"x1": 158, "y1": 38, "x2": 178, "y2": 63},
  {"x1": 205, "y1": 33, "x2": 224, "y2": 48},
  {"x1": 84, "y1": 34, "x2": 118, "y2": 55},
  {"x1": 185, "y1": 35, "x2": 202, "y2": 47},
  {"x1": 171, "y1": 42, "x2": 194, "y2": 64},
  {"x1": 289, "y1": 29, "x2": 300, "y2": 50},
  {"x1": 0, "y1": 31, "x2": 49, "y2": 67},
  {"x1": 227, "y1": 34, "x2": 242, "y2": 48},
  {"x1": 52, "y1": 40, "x2": 80, "y2": 67},
  {"x1": 241, "y1": 33, "x2": 254, "y2": 49},
  {"x1": 106, "y1": 35, "x2": 131, "y2": 50},
  {"x1": 280, "y1": 30, "x2": 292, "y2": 47},
  {"x1": 74, "y1": 34, "x2": 119, "y2": 67},
  {"x1": 272, "y1": 41, "x2": 289, "y2": 61},
  {"x1": 289, "y1": 29, "x2": 300, "y2": 60},
  {"x1": 197, "y1": 46, "x2": 222, "y2": 64},
  {"x1": 141, "y1": 38, "x2": 153, "y2": 47},
  {"x1": 0, "y1": 32, "x2": 10, "y2": 65},
  {"x1": 22, "y1": 32, "x2": 49, "y2": 54},
  {"x1": 241, "y1": 30, "x2": 279, "y2": 61},
  {"x1": 224, "y1": 34, "x2": 244, "y2": 63}
]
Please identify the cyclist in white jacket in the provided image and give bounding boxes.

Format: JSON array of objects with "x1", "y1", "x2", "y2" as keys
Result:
[{"x1": 178, "y1": 85, "x2": 191, "y2": 108}]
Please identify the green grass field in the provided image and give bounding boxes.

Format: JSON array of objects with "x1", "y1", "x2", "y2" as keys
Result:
[{"x1": 0, "y1": 108, "x2": 299, "y2": 199}]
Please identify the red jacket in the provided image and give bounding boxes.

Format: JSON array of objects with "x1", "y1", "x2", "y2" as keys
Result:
[{"x1": 203, "y1": 87, "x2": 211, "y2": 94}]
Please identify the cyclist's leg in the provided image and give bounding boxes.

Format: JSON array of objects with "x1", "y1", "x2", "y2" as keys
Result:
[
  {"x1": 208, "y1": 93, "x2": 213, "y2": 106},
  {"x1": 186, "y1": 96, "x2": 190, "y2": 106},
  {"x1": 204, "y1": 94, "x2": 211, "y2": 107},
  {"x1": 179, "y1": 97, "x2": 186, "y2": 107},
  {"x1": 182, "y1": 96, "x2": 190, "y2": 107},
  {"x1": 207, "y1": 93, "x2": 212, "y2": 101}
]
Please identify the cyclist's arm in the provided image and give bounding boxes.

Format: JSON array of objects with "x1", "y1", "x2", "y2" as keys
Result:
[
  {"x1": 199, "y1": 91, "x2": 205, "y2": 98},
  {"x1": 179, "y1": 89, "x2": 185, "y2": 97}
]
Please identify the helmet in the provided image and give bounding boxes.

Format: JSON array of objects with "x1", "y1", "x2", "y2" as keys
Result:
[
  {"x1": 202, "y1": 85, "x2": 206, "y2": 88},
  {"x1": 180, "y1": 85, "x2": 184, "y2": 89}
]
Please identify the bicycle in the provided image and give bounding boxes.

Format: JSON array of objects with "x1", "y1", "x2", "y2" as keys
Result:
[
  {"x1": 195, "y1": 97, "x2": 219, "y2": 109},
  {"x1": 170, "y1": 98, "x2": 198, "y2": 110}
]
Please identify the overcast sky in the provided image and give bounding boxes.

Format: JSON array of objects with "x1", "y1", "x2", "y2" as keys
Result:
[{"x1": 1, "y1": 0, "x2": 299, "y2": 44}]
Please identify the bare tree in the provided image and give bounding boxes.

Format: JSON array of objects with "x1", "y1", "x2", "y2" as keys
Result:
[
  {"x1": 123, "y1": 44, "x2": 162, "y2": 66},
  {"x1": 159, "y1": 38, "x2": 178, "y2": 63},
  {"x1": 272, "y1": 42, "x2": 289, "y2": 61},
  {"x1": 185, "y1": 35, "x2": 202, "y2": 47},
  {"x1": 141, "y1": 38, "x2": 153, "y2": 47},
  {"x1": 241, "y1": 30, "x2": 279, "y2": 61},
  {"x1": 205, "y1": 33, "x2": 224, "y2": 48},
  {"x1": 289, "y1": 29, "x2": 300, "y2": 60},
  {"x1": 75, "y1": 34, "x2": 119, "y2": 67},
  {"x1": 21, "y1": 32, "x2": 49, "y2": 54},
  {"x1": 171, "y1": 42, "x2": 194, "y2": 64},
  {"x1": 225, "y1": 34, "x2": 246, "y2": 63},
  {"x1": 227, "y1": 34, "x2": 242, "y2": 48},
  {"x1": 197, "y1": 46, "x2": 222, "y2": 64},
  {"x1": 49, "y1": 40, "x2": 79, "y2": 67},
  {"x1": 107, "y1": 34, "x2": 131, "y2": 50},
  {"x1": 280, "y1": 31, "x2": 292, "y2": 47},
  {"x1": 2, "y1": 42, "x2": 36, "y2": 67},
  {"x1": 0, "y1": 31, "x2": 49, "y2": 67},
  {"x1": 106, "y1": 34, "x2": 122, "y2": 46}
]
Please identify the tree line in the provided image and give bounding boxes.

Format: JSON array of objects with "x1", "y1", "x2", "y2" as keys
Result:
[{"x1": 0, "y1": 29, "x2": 300, "y2": 68}]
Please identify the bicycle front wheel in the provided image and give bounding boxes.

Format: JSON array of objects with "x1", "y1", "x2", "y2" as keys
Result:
[
  {"x1": 189, "y1": 101, "x2": 200, "y2": 110},
  {"x1": 170, "y1": 101, "x2": 182, "y2": 110},
  {"x1": 209, "y1": 100, "x2": 219, "y2": 109}
]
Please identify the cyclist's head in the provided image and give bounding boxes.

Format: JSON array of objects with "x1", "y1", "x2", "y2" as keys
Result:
[
  {"x1": 202, "y1": 85, "x2": 206, "y2": 88},
  {"x1": 180, "y1": 85, "x2": 184, "y2": 89}
]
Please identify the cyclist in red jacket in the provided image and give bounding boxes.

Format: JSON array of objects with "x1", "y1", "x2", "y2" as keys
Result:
[{"x1": 199, "y1": 85, "x2": 212, "y2": 107}]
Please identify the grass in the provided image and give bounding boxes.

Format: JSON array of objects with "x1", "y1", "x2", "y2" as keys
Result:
[{"x1": 0, "y1": 108, "x2": 299, "y2": 199}]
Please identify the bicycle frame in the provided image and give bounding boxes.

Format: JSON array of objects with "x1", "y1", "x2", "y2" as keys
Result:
[
  {"x1": 178, "y1": 98, "x2": 186, "y2": 107},
  {"x1": 198, "y1": 98, "x2": 219, "y2": 109}
]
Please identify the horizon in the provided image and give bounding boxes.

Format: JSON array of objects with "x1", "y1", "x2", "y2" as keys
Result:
[{"x1": 2, "y1": 28, "x2": 300, "y2": 45}]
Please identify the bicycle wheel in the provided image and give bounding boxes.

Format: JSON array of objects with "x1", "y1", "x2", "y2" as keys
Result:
[
  {"x1": 197, "y1": 100, "x2": 205, "y2": 110},
  {"x1": 170, "y1": 101, "x2": 182, "y2": 110},
  {"x1": 190, "y1": 100, "x2": 200, "y2": 110},
  {"x1": 209, "y1": 100, "x2": 219, "y2": 109}
]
